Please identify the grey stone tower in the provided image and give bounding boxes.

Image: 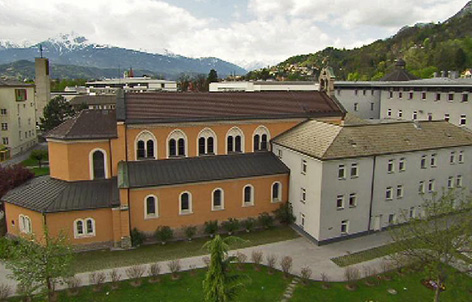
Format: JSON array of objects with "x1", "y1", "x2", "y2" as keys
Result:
[{"x1": 34, "y1": 57, "x2": 51, "y2": 124}]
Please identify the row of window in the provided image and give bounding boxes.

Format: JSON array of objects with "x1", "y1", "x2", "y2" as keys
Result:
[
  {"x1": 145, "y1": 183, "x2": 283, "y2": 218},
  {"x1": 336, "y1": 193, "x2": 357, "y2": 209},
  {"x1": 387, "y1": 109, "x2": 467, "y2": 125},
  {"x1": 338, "y1": 163, "x2": 358, "y2": 179},
  {"x1": 135, "y1": 126, "x2": 270, "y2": 160},
  {"x1": 353, "y1": 102, "x2": 375, "y2": 112},
  {"x1": 74, "y1": 218, "x2": 95, "y2": 238},
  {"x1": 385, "y1": 185, "x2": 404, "y2": 200},
  {"x1": 387, "y1": 91, "x2": 469, "y2": 102}
]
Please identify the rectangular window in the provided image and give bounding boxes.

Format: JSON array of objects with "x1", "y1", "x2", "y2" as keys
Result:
[
  {"x1": 0, "y1": 109, "x2": 6, "y2": 115},
  {"x1": 396, "y1": 185, "x2": 404, "y2": 199},
  {"x1": 399, "y1": 158, "x2": 406, "y2": 171},
  {"x1": 435, "y1": 93, "x2": 441, "y2": 101},
  {"x1": 341, "y1": 220, "x2": 349, "y2": 234},
  {"x1": 409, "y1": 207, "x2": 415, "y2": 219},
  {"x1": 460, "y1": 114, "x2": 467, "y2": 125},
  {"x1": 277, "y1": 149, "x2": 283, "y2": 159},
  {"x1": 301, "y1": 159, "x2": 307, "y2": 174},
  {"x1": 387, "y1": 159, "x2": 394, "y2": 173},
  {"x1": 448, "y1": 176, "x2": 454, "y2": 189},
  {"x1": 370, "y1": 102, "x2": 374, "y2": 111},
  {"x1": 15, "y1": 89, "x2": 27, "y2": 101},
  {"x1": 444, "y1": 113, "x2": 450, "y2": 122},
  {"x1": 430, "y1": 154, "x2": 437, "y2": 167},
  {"x1": 349, "y1": 193, "x2": 357, "y2": 207},
  {"x1": 336, "y1": 195, "x2": 344, "y2": 209},
  {"x1": 419, "y1": 181, "x2": 425, "y2": 194},
  {"x1": 2, "y1": 137, "x2": 8, "y2": 145},
  {"x1": 389, "y1": 91, "x2": 393, "y2": 98},
  {"x1": 338, "y1": 164, "x2": 346, "y2": 179},
  {"x1": 300, "y1": 188, "x2": 306, "y2": 203},
  {"x1": 462, "y1": 94, "x2": 469, "y2": 103},
  {"x1": 354, "y1": 103, "x2": 358, "y2": 111},
  {"x1": 448, "y1": 93, "x2": 454, "y2": 102},
  {"x1": 350, "y1": 163, "x2": 358, "y2": 178},
  {"x1": 387, "y1": 109, "x2": 392, "y2": 117},
  {"x1": 409, "y1": 92, "x2": 413, "y2": 99},
  {"x1": 428, "y1": 179, "x2": 435, "y2": 192},
  {"x1": 456, "y1": 175, "x2": 463, "y2": 187},
  {"x1": 458, "y1": 151, "x2": 464, "y2": 163},
  {"x1": 1, "y1": 123, "x2": 7, "y2": 131},
  {"x1": 450, "y1": 152, "x2": 456, "y2": 164},
  {"x1": 421, "y1": 155, "x2": 427, "y2": 169},
  {"x1": 399, "y1": 92, "x2": 403, "y2": 99},
  {"x1": 421, "y1": 92, "x2": 426, "y2": 100},
  {"x1": 412, "y1": 111, "x2": 417, "y2": 120},
  {"x1": 388, "y1": 214, "x2": 396, "y2": 225},
  {"x1": 398, "y1": 110, "x2": 403, "y2": 118},
  {"x1": 385, "y1": 187, "x2": 393, "y2": 200}
]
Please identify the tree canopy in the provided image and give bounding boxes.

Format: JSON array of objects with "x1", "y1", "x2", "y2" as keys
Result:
[{"x1": 39, "y1": 95, "x2": 76, "y2": 132}]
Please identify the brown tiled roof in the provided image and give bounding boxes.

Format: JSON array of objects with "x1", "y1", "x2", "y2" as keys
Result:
[
  {"x1": 45, "y1": 109, "x2": 117, "y2": 140},
  {"x1": 121, "y1": 91, "x2": 344, "y2": 123},
  {"x1": 273, "y1": 120, "x2": 472, "y2": 160},
  {"x1": 69, "y1": 95, "x2": 116, "y2": 106}
]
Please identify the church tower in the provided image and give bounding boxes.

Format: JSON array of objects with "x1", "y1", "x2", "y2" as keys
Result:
[
  {"x1": 319, "y1": 67, "x2": 336, "y2": 97},
  {"x1": 34, "y1": 56, "x2": 51, "y2": 124}
]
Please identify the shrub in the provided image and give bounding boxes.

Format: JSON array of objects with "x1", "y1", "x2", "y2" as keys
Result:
[
  {"x1": 242, "y1": 218, "x2": 256, "y2": 232},
  {"x1": 344, "y1": 267, "x2": 360, "y2": 289},
  {"x1": 221, "y1": 218, "x2": 240, "y2": 235},
  {"x1": 149, "y1": 263, "x2": 161, "y2": 282},
  {"x1": 280, "y1": 256, "x2": 293, "y2": 277},
  {"x1": 65, "y1": 276, "x2": 81, "y2": 295},
  {"x1": 0, "y1": 238, "x2": 13, "y2": 260},
  {"x1": 0, "y1": 165, "x2": 34, "y2": 200},
  {"x1": 126, "y1": 265, "x2": 145, "y2": 287},
  {"x1": 89, "y1": 272, "x2": 106, "y2": 291},
  {"x1": 300, "y1": 266, "x2": 312, "y2": 284},
  {"x1": 131, "y1": 228, "x2": 145, "y2": 247},
  {"x1": 168, "y1": 259, "x2": 182, "y2": 280},
  {"x1": 258, "y1": 212, "x2": 274, "y2": 229},
  {"x1": 0, "y1": 283, "x2": 11, "y2": 301},
  {"x1": 204, "y1": 220, "x2": 218, "y2": 237},
  {"x1": 321, "y1": 272, "x2": 330, "y2": 289},
  {"x1": 266, "y1": 254, "x2": 277, "y2": 274},
  {"x1": 202, "y1": 256, "x2": 210, "y2": 267},
  {"x1": 155, "y1": 226, "x2": 174, "y2": 244},
  {"x1": 273, "y1": 202, "x2": 296, "y2": 224},
  {"x1": 184, "y1": 225, "x2": 197, "y2": 241},
  {"x1": 109, "y1": 269, "x2": 121, "y2": 289},
  {"x1": 236, "y1": 252, "x2": 247, "y2": 270},
  {"x1": 251, "y1": 250, "x2": 263, "y2": 270}
]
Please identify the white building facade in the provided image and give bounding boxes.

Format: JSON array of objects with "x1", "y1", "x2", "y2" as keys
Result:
[
  {"x1": 86, "y1": 77, "x2": 177, "y2": 94},
  {"x1": 209, "y1": 81, "x2": 319, "y2": 92}
]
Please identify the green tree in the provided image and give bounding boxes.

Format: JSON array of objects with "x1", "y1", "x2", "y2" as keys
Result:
[
  {"x1": 39, "y1": 96, "x2": 76, "y2": 132},
  {"x1": 207, "y1": 69, "x2": 218, "y2": 84},
  {"x1": 202, "y1": 235, "x2": 248, "y2": 302},
  {"x1": 29, "y1": 149, "x2": 48, "y2": 168},
  {"x1": 389, "y1": 190, "x2": 472, "y2": 302},
  {"x1": 6, "y1": 228, "x2": 74, "y2": 301}
]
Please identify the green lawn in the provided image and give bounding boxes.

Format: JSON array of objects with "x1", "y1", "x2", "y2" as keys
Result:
[
  {"x1": 20, "y1": 158, "x2": 39, "y2": 167},
  {"x1": 30, "y1": 167, "x2": 50, "y2": 176},
  {"x1": 292, "y1": 269, "x2": 472, "y2": 302},
  {"x1": 331, "y1": 242, "x2": 403, "y2": 267},
  {"x1": 11, "y1": 265, "x2": 290, "y2": 302},
  {"x1": 74, "y1": 226, "x2": 299, "y2": 273}
]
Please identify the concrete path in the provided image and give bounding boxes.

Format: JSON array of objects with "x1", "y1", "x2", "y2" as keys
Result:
[{"x1": 0, "y1": 230, "x2": 395, "y2": 295}]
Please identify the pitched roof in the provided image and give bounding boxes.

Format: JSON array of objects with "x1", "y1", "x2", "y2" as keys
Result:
[
  {"x1": 2, "y1": 176, "x2": 119, "y2": 213},
  {"x1": 119, "y1": 152, "x2": 289, "y2": 189},
  {"x1": 120, "y1": 91, "x2": 344, "y2": 123},
  {"x1": 0, "y1": 79, "x2": 34, "y2": 87},
  {"x1": 273, "y1": 120, "x2": 472, "y2": 160},
  {"x1": 69, "y1": 95, "x2": 116, "y2": 106},
  {"x1": 45, "y1": 109, "x2": 117, "y2": 140},
  {"x1": 380, "y1": 68, "x2": 419, "y2": 81}
]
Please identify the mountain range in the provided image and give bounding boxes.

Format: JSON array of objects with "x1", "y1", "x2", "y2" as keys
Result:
[{"x1": 0, "y1": 33, "x2": 247, "y2": 80}]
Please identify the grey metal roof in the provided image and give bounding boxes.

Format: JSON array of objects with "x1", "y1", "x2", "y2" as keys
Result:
[
  {"x1": 2, "y1": 176, "x2": 119, "y2": 213},
  {"x1": 119, "y1": 152, "x2": 289, "y2": 189},
  {"x1": 69, "y1": 95, "x2": 116, "y2": 106},
  {"x1": 335, "y1": 78, "x2": 472, "y2": 88}
]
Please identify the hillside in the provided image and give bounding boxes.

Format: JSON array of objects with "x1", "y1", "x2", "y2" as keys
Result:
[
  {"x1": 0, "y1": 34, "x2": 247, "y2": 79},
  {"x1": 251, "y1": 1, "x2": 472, "y2": 81}
]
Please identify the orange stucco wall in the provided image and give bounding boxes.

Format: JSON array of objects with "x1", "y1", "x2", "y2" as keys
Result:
[
  {"x1": 45, "y1": 208, "x2": 115, "y2": 245},
  {"x1": 128, "y1": 174, "x2": 289, "y2": 234},
  {"x1": 125, "y1": 120, "x2": 303, "y2": 160},
  {"x1": 4, "y1": 203, "x2": 44, "y2": 239},
  {"x1": 48, "y1": 140, "x2": 112, "y2": 181}
]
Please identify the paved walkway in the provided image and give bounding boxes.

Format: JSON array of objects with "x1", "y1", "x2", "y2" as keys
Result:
[{"x1": 0, "y1": 230, "x2": 394, "y2": 295}]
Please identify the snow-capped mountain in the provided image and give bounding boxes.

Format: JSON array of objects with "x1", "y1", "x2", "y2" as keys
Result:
[{"x1": 0, "y1": 33, "x2": 247, "y2": 78}]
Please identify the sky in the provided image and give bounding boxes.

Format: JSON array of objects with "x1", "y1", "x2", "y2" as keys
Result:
[{"x1": 0, "y1": 0, "x2": 468, "y2": 69}]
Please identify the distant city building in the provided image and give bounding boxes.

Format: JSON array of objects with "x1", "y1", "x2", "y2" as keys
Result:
[
  {"x1": 86, "y1": 77, "x2": 177, "y2": 94},
  {"x1": 0, "y1": 79, "x2": 38, "y2": 159},
  {"x1": 69, "y1": 95, "x2": 116, "y2": 110},
  {"x1": 34, "y1": 57, "x2": 51, "y2": 124},
  {"x1": 209, "y1": 81, "x2": 319, "y2": 92}
]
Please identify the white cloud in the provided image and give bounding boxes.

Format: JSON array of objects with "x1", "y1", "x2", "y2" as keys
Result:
[{"x1": 0, "y1": 0, "x2": 467, "y2": 69}]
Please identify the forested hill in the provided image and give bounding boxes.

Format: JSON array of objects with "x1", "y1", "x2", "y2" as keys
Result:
[{"x1": 262, "y1": 1, "x2": 472, "y2": 81}]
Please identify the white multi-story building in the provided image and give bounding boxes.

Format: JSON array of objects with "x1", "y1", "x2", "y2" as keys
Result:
[
  {"x1": 272, "y1": 119, "x2": 472, "y2": 244},
  {"x1": 86, "y1": 77, "x2": 177, "y2": 94},
  {"x1": 0, "y1": 79, "x2": 38, "y2": 159},
  {"x1": 209, "y1": 81, "x2": 319, "y2": 92}
]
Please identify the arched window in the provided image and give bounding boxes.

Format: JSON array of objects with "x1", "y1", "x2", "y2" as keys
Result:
[
  {"x1": 168, "y1": 130, "x2": 187, "y2": 158},
  {"x1": 145, "y1": 195, "x2": 158, "y2": 218},
  {"x1": 90, "y1": 149, "x2": 107, "y2": 180},
  {"x1": 253, "y1": 126, "x2": 270, "y2": 151},
  {"x1": 74, "y1": 218, "x2": 95, "y2": 238},
  {"x1": 212, "y1": 188, "x2": 224, "y2": 210},
  {"x1": 86, "y1": 219, "x2": 94, "y2": 235},
  {"x1": 76, "y1": 220, "x2": 84, "y2": 236},
  {"x1": 180, "y1": 192, "x2": 192, "y2": 215},
  {"x1": 243, "y1": 185, "x2": 254, "y2": 206},
  {"x1": 197, "y1": 128, "x2": 217, "y2": 156},
  {"x1": 226, "y1": 127, "x2": 244, "y2": 153},
  {"x1": 19, "y1": 215, "x2": 32, "y2": 234},
  {"x1": 135, "y1": 131, "x2": 157, "y2": 160},
  {"x1": 272, "y1": 182, "x2": 282, "y2": 202}
]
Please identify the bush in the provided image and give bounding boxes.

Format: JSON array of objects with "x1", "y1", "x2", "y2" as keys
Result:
[
  {"x1": 126, "y1": 265, "x2": 145, "y2": 287},
  {"x1": 168, "y1": 259, "x2": 181, "y2": 279},
  {"x1": 251, "y1": 250, "x2": 263, "y2": 270},
  {"x1": 65, "y1": 276, "x2": 81, "y2": 295},
  {"x1": 0, "y1": 283, "x2": 11, "y2": 301},
  {"x1": 89, "y1": 272, "x2": 106, "y2": 291},
  {"x1": 258, "y1": 212, "x2": 274, "y2": 229},
  {"x1": 204, "y1": 220, "x2": 218, "y2": 237},
  {"x1": 321, "y1": 272, "x2": 330, "y2": 289},
  {"x1": 131, "y1": 228, "x2": 145, "y2": 247},
  {"x1": 0, "y1": 238, "x2": 13, "y2": 260},
  {"x1": 109, "y1": 269, "x2": 121, "y2": 289},
  {"x1": 184, "y1": 225, "x2": 197, "y2": 241},
  {"x1": 273, "y1": 202, "x2": 296, "y2": 224},
  {"x1": 149, "y1": 263, "x2": 161, "y2": 278},
  {"x1": 344, "y1": 267, "x2": 360, "y2": 289},
  {"x1": 221, "y1": 218, "x2": 240, "y2": 235},
  {"x1": 242, "y1": 218, "x2": 256, "y2": 232},
  {"x1": 300, "y1": 266, "x2": 312, "y2": 284},
  {"x1": 280, "y1": 256, "x2": 293, "y2": 277},
  {"x1": 266, "y1": 254, "x2": 277, "y2": 274},
  {"x1": 155, "y1": 226, "x2": 174, "y2": 244},
  {"x1": 236, "y1": 252, "x2": 247, "y2": 270},
  {"x1": 0, "y1": 165, "x2": 34, "y2": 200}
]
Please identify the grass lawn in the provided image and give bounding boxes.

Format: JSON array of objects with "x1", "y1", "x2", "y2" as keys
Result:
[
  {"x1": 74, "y1": 226, "x2": 299, "y2": 273},
  {"x1": 11, "y1": 265, "x2": 291, "y2": 302},
  {"x1": 331, "y1": 241, "x2": 402, "y2": 267},
  {"x1": 292, "y1": 269, "x2": 472, "y2": 302},
  {"x1": 30, "y1": 167, "x2": 50, "y2": 176},
  {"x1": 20, "y1": 158, "x2": 39, "y2": 167}
]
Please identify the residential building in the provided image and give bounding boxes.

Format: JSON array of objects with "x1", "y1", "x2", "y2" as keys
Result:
[
  {"x1": 86, "y1": 77, "x2": 177, "y2": 94},
  {"x1": 209, "y1": 81, "x2": 319, "y2": 92},
  {"x1": 272, "y1": 120, "x2": 472, "y2": 244}
]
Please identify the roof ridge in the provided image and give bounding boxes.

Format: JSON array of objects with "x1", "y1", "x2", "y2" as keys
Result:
[{"x1": 319, "y1": 122, "x2": 344, "y2": 158}]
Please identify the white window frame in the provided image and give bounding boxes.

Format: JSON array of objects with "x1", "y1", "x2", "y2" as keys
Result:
[
  {"x1": 301, "y1": 159, "x2": 307, "y2": 175},
  {"x1": 458, "y1": 151, "x2": 464, "y2": 163},
  {"x1": 300, "y1": 188, "x2": 306, "y2": 204},
  {"x1": 19, "y1": 214, "x2": 32, "y2": 234},
  {"x1": 387, "y1": 159, "x2": 394, "y2": 173},
  {"x1": 144, "y1": 194, "x2": 159, "y2": 219},
  {"x1": 409, "y1": 207, "x2": 415, "y2": 219},
  {"x1": 447, "y1": 176, "x2": 454, "y2": 189},
  {"x1": 336, "y1": 194, "x2": 344, "y2": 210},
  {"x1": 387, "y1": 109, "x2": 392, "y2": 117},
  {"x1": 341, "y1": 220, "x2": 349, "y2": 234},
  {"x1": 179, "y1": 191, "x2": 193, "y2": 215},
  {"x1": 412, "y1": 111, "x2": 417, "y2": 120},
  {"x1": 350, "y1": 163, "x2": 358, "y2": 178},
  {"x1": 271, "y1": 181, "x2": 282, "y2": 203},
  {"x1": 89, "y1": 148, "x2": 109, "y2": 180},
  {"x1": 226, "y1": 126, "x2": 245, "y2": 154},
  {"x1": 460, "y1": 114, "x2": 467, "y2": 125},
  {"x1": 349, "y1": 193, "x2": 357, "y2": 207},
  {"x1": 197, "y1": 127, "x2": 217, "y2": 156},
  {"x1": 397, "y1": 110, "x2": 403, "y2": 118},
  {"x1": 212, "y1": 188, "x2": 225, "y2": 211},
  {"x1": 135, "y1": 130, "x2": 157, "y2": 160},
  {"x1": 74, "y1": 218, "x2": 95, "y2": 238},
  {"x1": 399, "y1": 158, "x2": 406, "y2": 172},
  {"x1": 385, "y1": 187, "x2": 393, "y2": 200},
  {"x1": 388, "y1": 214, "x2": 396, "y2": 225},
  {"x1": 430, "y1": 154, "x2": 437, "y2": 167},
  {"x1": 450, "y1": 151, "x2": 456, "y2": 164},
  {"x1": 420, "y1": 155, "x2": 427, "y2": 169},
  {"x1": 456, "y1": 175, "x2": 463, "y2": 187},
  {"x1": 167, "y1": 129, "x2": 188, "y2": 158},
  {"x1": 428, "y1": 179, "x2": 435, "y2": 193},
  {"x1": 396, "y1": 185, "x2": 404, "y2": 199},
  {"x1": 252, "y1": 125, "x2": 271, "y2": 152},
  {"x1": 242, "y1": 185, "x2": 255, "y2": 206},
  {"x1": 419, "y1": 181, "x2": 425, "y2": 194},
  {"x1": 338, "y1": 164, "x2": 346, "y2": 179}
]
